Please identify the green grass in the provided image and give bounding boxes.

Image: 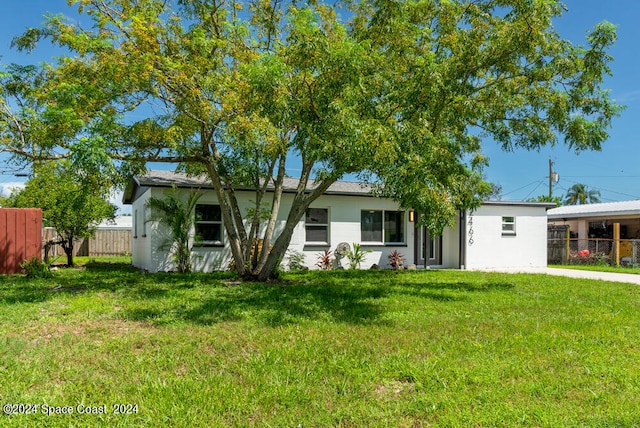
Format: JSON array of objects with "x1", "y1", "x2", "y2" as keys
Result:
[
  {"x1": 1, "y1": 262, "x2": 639, "y2": 427},
  {"x1": 550, "y1": 263, "x2": 640, "y2": 275}
]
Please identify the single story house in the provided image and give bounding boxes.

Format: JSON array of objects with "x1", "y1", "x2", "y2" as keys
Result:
[
  {"x1": 548, "y1": 200, "x2": 640, "y2": 240},
  {"x1": 547, "y1": 200, "x2": 640, "y2": 262},
  {"x1": 123, "y1": 170, "x2": 554, "y2": 272}
]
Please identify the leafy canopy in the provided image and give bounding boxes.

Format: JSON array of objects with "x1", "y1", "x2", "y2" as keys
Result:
[{"x1": 0, "y1": 0, "x2": 622, "y2": 278}]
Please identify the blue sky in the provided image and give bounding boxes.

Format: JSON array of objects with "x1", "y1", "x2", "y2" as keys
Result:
[{"x1": 1, "y1": 0, "x2": 639, "y2": 206}]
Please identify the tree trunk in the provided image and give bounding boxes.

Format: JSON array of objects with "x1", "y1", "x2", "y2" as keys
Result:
[
  {"x1": 62, "y1": 236, "x2": 74, "y2": 267},
  {"x1": 255, "y1": 176, "x2": 337, "y2": 281}
]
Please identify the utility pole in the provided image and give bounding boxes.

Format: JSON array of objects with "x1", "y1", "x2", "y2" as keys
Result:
[{"x1": 548, "y1": 158, "x2": 558, "y2": 198}]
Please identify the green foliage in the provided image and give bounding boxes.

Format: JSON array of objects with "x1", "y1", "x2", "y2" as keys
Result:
[
  {"x1": 285, "y1": 250, "x2": 307, "y2": 271},
  {"x1": 316, "y1": 249, "x2": 333, "y2": 270},
  {"x1": 528, "y1": 194, "x2": 563, "y2": 206},
  {"x1": 6, "y1": 161, "x2": 116, "y2": 266},
  {"x1": 346, "y1": 243, "x2": 371, "y2": 270},
  {"x1": 146, "y1": 186, "x2": 202, "y2": 273},
  {"x1": 387, "y1": 250, "x2": 405, "y2": 270},
  {"x1": 0, "y1": 0, "x2": 623, "y2": 279},
  {"x1": 563, "y1": 183, "x2": 602, "y2": 205},
  {"x1": 19, "y1": 256, "x2": 52, "y2": 279}
]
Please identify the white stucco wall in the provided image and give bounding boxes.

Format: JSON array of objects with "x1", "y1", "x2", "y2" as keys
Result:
[
  {"x1": 463, "y1": 204, "x2": 549, "y2": 270},
  {"x1": 441, "y1": 221, "x2": 461, "y2": 269},
  {"x1": 131, "y1": 188, "x2": 152, "y2": 271},
  {"x1": 130, "y1": 186, "x2": 550, "y2": 273},
  {"x1": 131, "y1": 188, "x2": 415, "y2": 273}
]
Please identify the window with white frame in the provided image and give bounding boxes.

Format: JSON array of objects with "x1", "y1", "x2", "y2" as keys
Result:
[
  {"x1": 361, "y1": 210, "x2": 406, "y2": 244},
  {"x1": 195, "y1": 204, "x2": 223, "y2": 246},
  {"x1": 502, "y1": 216, "x2": 516, "y2": 235},
  {"x1": 305, "y1": 208, "x2": 329, "y2": 244}
]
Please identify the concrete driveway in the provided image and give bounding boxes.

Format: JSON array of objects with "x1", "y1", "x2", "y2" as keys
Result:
[{"x1": 482, "y1": 267, "x2": 640, "y2": 285}]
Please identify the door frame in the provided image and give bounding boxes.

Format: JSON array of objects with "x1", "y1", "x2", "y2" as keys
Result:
[{"x1": 414, "y1": 214, "x2": 442, "y2": 266}]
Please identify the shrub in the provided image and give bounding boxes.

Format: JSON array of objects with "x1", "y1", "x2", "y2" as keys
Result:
[
  {"x1": 387, "y1": 250, "x2": 405, "y2": 270},
  {"x1": 316, "y1": 249, "x2": 333, "y2": 270},
  {"x1": 286, "y1": 250, "x2": 307, "y2": 271},
  {"x1": 346, "y1": 243, "x2": 372, "y2": 270},
  {"x1": 20, "y1": 256, "x2": 53, "y2": 279}
]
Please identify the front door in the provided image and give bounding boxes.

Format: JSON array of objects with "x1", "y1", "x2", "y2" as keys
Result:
[{"x1": 414, "y1": 215, "x2": 442, "y2": 267}]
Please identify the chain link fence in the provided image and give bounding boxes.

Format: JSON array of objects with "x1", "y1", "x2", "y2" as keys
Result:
[{"x1": 548, "y1": 237, "x2": 640, "y2": 266}]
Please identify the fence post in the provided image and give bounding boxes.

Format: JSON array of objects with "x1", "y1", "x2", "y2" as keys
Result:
[
  {"x1": 564, "y1": 227, "x2": 570, "y2": 264},
  {"x1": 613, "y1": 223, "x2": 620, "y2": 267}
]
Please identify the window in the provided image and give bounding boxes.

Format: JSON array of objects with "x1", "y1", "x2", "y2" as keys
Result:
[
  {"x1": 305, "y1": 208, "x2": 329, "y2": 244},
  {"x1": 502, "y1": 216, "x2": 516, "y2": 235},
  {"x1": 385, "y1": 211, "x2": 405, "y2": 243},
  {"x1": 361, "y1": 210, "x2": 405, "y2": 244},
  {"x1": 361, "y1": 210, "x2": 382, "y2": 242},
  {"x1": 195, "y1": 204, "x2": 223, "y2": 246}
]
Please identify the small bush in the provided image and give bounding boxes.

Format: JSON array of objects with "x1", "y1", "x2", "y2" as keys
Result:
[
  {"x1": 286, "y1": 250, "x2": 307, "y2": 271},
  {"x1": 316, "y1": 249, "x2": 333, "y2": 270},
  {"x1": 388, "y1": 250, "x2": 405, "y2": 270},
  {"x1": 20, "y1": 256, "x2": 53, "y2": 279},
  {"x1": 346, "y1": 243, "x2": 372, "y2": 270}
]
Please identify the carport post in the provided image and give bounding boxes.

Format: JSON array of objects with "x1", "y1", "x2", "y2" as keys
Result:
[
  {"x1": 564, "y1": 226, "x2": 570, "y2": 264},
  {"x1": 613, "y1": 223, "x2": 620, "y2": 267}
]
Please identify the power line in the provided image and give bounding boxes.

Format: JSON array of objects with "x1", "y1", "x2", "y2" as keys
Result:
[
  {"x1": 561, "y1": 177, "x2": 640, "y2": 200},
  {"x1": 524, "y1": 181, "x2": 545, "y2": 200},
  {"x1": 502, "y1": 179, "x2": 546, "y2": 197},
  {"x1": 562, "y1": 175, "x2": 640, "y2": 178}
]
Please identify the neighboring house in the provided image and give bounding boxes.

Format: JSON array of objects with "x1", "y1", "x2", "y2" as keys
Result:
[
  {"x1": 123, "y1": 170, "x2": 553, "y2": 273},
  {"x1": 548, "y1": 200, "x2": 640, "y2": 240},
  {"x1": 547, "y1": 201, "x2": 640, "y2": 262}
]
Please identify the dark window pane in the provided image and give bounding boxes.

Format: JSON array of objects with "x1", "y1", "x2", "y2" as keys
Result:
[
  {"x1": 196, "y1": 224, "x2": 222, "y2": 244},
  {"x1": 306, "y1": 225, "x2": 328, "y2": 242},
  {"x1": 196, "y1": 204, "x2": 221, "y2": 222},
  {"x1": 361, "y1": 210, "x2": 382, "y2": 241},
  {"x1": 306, "y1": 208, "x2": 328, "y2": 224},
  {"x1": 384, "y1": 211, "x2": 405, "y2": 243}
]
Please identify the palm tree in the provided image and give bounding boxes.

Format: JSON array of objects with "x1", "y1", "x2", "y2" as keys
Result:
[
  {"x1": 146, "y1": 186, "x2": 202, "y2": 273},
  {"x1": 563, "y1": 184, "x2": 601, "y2": 205}
]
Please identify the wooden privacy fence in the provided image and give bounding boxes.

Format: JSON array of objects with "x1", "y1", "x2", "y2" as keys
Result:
[
  {"x1": 0, "y1": 208, "x2": 42, "y2": 274},
  {"x1": 43, "y1": 228, "x2": 132, "y2": 257}
]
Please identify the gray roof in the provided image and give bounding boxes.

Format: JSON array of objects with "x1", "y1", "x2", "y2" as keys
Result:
[
  {"x1": 482, "y1": 200, "x2": 556, "y2": 209},
  {"x1": 123, "y1": 170, "x2": 376, "y2": 203},
  {"x1": 123, "y1": 170, "x2": 554, "y2": 210},
  {"x1": 548, "y1": 199, "x2": 640, "y2": 219}
]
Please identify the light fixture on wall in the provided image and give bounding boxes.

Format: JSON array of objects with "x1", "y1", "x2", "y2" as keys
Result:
[{"x1": 409, "y1": 210, "x2": 415, "y2": 222}]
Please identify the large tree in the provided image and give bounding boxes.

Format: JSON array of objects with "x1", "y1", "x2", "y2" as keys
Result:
[
  {"x1": 0, "y1": 0, "x2": 621, "y2": 279},
  {"x1": 7, "y1": 162, "x2": 117, "y2": 266}
]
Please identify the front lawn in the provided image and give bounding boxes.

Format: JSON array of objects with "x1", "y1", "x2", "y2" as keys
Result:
[
  {"x1": 1, "y1": 263, "x2": 638, "y2": 427},
  {"x1": 550, "y1": 263, "x2": 640, "y2": 275}
]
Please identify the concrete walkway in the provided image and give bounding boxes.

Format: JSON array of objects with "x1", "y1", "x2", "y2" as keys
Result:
[{"x1": 484, "y1": 267, "x2": 640, "y2": 285}]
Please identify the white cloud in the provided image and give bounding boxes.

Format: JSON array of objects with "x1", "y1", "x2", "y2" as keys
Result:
[{"x1": 0, "y1": 182, "x2": 25, "y2": 198}]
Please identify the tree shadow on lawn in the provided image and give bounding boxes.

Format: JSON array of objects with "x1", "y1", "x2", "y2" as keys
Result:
[
  {"x1": 0, "y1": 262, "x2": 223, "y2": 304},
  {"x1": 124, "y1": 280, "x2": 393, "y2": 327},
  {"x1": 123, "y1": 271, "x2": 516, "y2": 327},
  {"x1": 1, "y1": 265, "x2": 516, "y2": 327}
]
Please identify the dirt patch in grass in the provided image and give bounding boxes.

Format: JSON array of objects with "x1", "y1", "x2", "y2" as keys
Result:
[
  {"x1": 7, "y1": 318, "x2": 157, "y2": 344},
  {"x1": 372, "y1": 378, "x2": 417, "y2": 400}
]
